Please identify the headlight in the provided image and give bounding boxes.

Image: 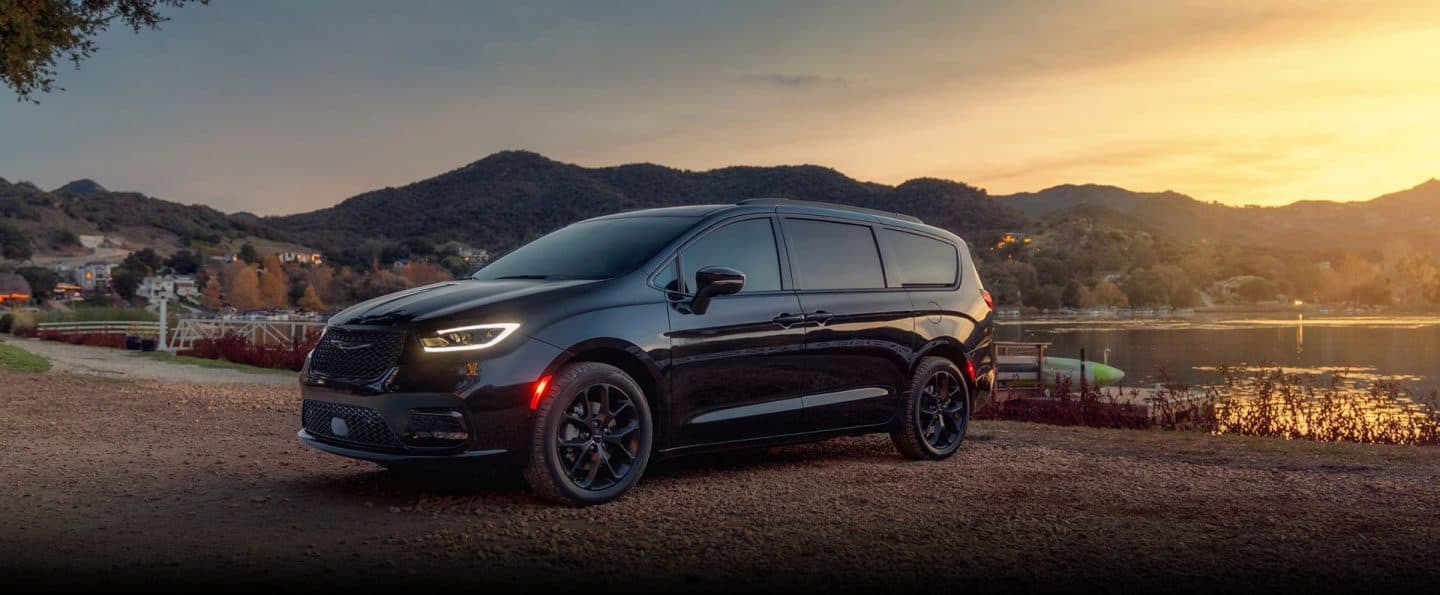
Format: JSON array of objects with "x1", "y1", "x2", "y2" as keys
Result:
[{"x1": 419, "y1": 323, "x2": 520, "y2": 353}]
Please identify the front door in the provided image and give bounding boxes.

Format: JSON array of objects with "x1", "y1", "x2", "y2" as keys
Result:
[{"x1": 665, "y1": 217, "x2": 808, "y2": 447}]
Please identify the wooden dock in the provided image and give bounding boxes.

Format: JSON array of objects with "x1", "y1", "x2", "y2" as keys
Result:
[
  {"x1": 999, "y1": 386, "x2": 1211, "y2": 425},
  {"x1": 987, "y1": 341, "x2": 1211, "y2": 427}
]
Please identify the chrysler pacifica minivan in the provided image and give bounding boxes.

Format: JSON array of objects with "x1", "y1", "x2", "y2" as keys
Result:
[{"x1": 298, "y1": 199, "x2": 995, "y2": 505}]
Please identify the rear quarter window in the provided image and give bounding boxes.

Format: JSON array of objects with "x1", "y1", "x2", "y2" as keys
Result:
[{"x1": 882, "y1": 229, "x2": 958, "y2": 287}]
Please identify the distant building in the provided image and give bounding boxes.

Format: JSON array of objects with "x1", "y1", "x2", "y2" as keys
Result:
[
  {"x1": 74, "y1": 263, "x2": 116, "y2": 292},
  {"x1": 53, "y1": 283, "x2": 83, "y2": 300},
  {"x1": 439, "y1": 242, "x2": 491, "y2": 265},
  {"x1": 994, "y1": 232, "x2": 1033, "y2": 249},
  {"x1": 0, "y1": 272, "x2": 32, "y2": 305},
  {"x1": 457, "y1": 247, "x2": 490, "y2": 264},
  {"x1": 136, "y1": 274, "x2": 199, "y2": 300},
  {"x1": 278, "y1": 250, "x2": 323, "y2": 265}
]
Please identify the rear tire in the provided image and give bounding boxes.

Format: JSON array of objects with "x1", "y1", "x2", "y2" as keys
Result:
[
  {"x1": 523, "y1": 362, "x2": 654, "y2": 506},
  {"x1": 891, "y1": 356, "x2": 970, "y2": 460}
]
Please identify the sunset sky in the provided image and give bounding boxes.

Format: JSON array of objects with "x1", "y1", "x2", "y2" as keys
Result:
[{"x1": 3, "y1": 0, "x2": 1439, "y2": 214}]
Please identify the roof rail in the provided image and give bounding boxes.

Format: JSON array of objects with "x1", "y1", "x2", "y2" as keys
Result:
[{"x1": 736, "y1": 198, "x2": 924, "y2": 224}]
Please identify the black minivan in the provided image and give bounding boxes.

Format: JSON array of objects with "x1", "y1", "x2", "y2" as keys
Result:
[{"x1": 298, "y1": 199, "x2": 995, "y2": 505}]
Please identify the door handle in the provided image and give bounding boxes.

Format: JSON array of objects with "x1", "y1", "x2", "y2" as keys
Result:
[
  {"x1": 807, "y1": 310, "x2": 835, "y2": 325},
  {"x1": 772, "y1": 313, "x2": 806, "y2": 327}
]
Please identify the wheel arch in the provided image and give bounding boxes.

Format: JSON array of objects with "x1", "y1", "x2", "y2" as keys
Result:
[
  {"x1": 913, "y1": 339, "x2": 977, "y2": 398},
  {"x1": 546, "y1": 338, "x2": 666, "y2": 438}
]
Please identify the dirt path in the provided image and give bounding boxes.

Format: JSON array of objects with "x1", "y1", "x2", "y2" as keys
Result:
[
  {"x1": 0, "y1": 371, "x2": 1437, "y2": 591},
  {"x1": 1, "y1": 338, "x2": 294, "y2": 385}
]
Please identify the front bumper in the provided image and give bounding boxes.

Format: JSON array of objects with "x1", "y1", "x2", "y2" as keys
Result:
[
  {"x1": 297, "y1": 334, "x2": 565, "y2": 467},
  {"x1": 297, "y1": 429, "x2": 508, "y2": 468}
]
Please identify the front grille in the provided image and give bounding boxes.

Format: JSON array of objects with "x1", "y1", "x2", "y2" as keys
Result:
[
  {"x1": 302, "y1": 400, "x2": 401, "y2": 449},
  {"x1": 309, "y1": 328, "x2": 404, "y2": 381}
]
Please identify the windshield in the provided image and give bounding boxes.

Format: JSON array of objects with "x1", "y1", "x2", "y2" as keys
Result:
[{"x1": 473, "y1": 216, "x2": 698, "y2": 281}]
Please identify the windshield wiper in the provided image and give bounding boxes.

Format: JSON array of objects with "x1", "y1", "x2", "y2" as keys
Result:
[{"x1": 492, "y1": 274, "x2": 553, "y2": 280}]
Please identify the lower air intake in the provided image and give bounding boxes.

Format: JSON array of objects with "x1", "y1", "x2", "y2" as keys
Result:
[{"x1": 302, "y1": 400, "x2": 401, "y2": 450}]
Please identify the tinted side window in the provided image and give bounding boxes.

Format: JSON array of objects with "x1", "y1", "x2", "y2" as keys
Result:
[
  {"x1": 653, "y1": 259, "x2": 681, "y2": 293},
  {"x1": 681, "y1": 218, "x2": 782, "y2": 293},
  {"x1": 884, "y1": 229, "x2": 958, "y2": 286},
  {"x1": 785, "y1": 219, "x2": 886, "y2": 290}
]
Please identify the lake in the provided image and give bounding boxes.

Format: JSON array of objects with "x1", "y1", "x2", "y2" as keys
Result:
[{"x1": 995, "y1": 315, "x2": 1440, "y2": 392}]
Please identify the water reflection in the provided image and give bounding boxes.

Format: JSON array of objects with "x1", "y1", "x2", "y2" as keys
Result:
[
  {"x1": 1204, "y1": 367, "x2": 1439, "y2": 445},
  {"x1": 1296, "y1": 314, "x2": 1303, "y2": 355},
  {"x1": 996, "y1": 314, "x2": 1440, "y2": 391}
]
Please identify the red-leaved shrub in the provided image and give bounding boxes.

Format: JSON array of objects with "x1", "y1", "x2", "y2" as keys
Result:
[
  {"x1": 36, "y1": 330, "x2": 128, "y2": 348},
  {"x1": 180, "y1": 330, "x2": 322, "y2": 371}
]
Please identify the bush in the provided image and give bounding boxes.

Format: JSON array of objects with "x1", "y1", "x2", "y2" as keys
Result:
[
  {"x1": 5, "y1": 311, "x2": 36, "y2": 336},
  {"x1": 979, "y1": 365, "x2": 1440, "y2": 446},
  {"x1": 180, "y1": 329, "x2": 321, "y2": 371},
  {"x1": 35, "y1": 330, "x2": 126, "y2": 348}
]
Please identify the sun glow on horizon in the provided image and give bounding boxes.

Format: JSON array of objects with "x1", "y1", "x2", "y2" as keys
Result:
[{"x1": 3, "y1": 0, "x2": 1440, "y2": 213}]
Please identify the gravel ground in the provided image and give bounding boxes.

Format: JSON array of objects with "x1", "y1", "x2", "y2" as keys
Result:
[
  {"x1": 3, "y1": 339, "x2": 294, "y2": 385},
  {"x1": 1, "y1": 370, "x2": 1438, "y2": 592}
]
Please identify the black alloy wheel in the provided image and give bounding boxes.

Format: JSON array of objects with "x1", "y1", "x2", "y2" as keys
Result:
[
  {"x1": 554, "y1": 383, "x2": 643, "y2": 491},
  {"x1": 525, "y1": 362, "x2": 653, "y2": 505},
  {"x1": 917, "y1": 370, "x2": 967, "y2": 451},
  {"x1": 892, "y1": 356, "x2": 970, "y2": 460}
]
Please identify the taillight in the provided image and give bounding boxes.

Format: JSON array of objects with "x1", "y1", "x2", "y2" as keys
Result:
[
  {"x1": 529, "y1": 375, "x2": 552, "y2": 410},
  {"x1": 981, "y1": 289, "x2": 994, "y2": 310},
  {"x1": 963, "y1": 358, "x2": 976, "y2": 383}
]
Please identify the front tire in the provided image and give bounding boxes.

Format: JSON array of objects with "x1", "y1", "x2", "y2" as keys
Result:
[
  {"x1": 523, "y1": 362, "x2": 654, "y2": 506},
  {"x1": 891, "y1": 356, "x2": 970, "y2": 460}
]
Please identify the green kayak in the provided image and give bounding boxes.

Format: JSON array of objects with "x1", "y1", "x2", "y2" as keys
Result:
[{"x1": 997, "y1": 356, "x2": 1126, "y2": 388}]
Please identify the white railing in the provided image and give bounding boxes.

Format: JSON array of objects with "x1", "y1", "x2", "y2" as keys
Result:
[
  {"x1": 168, "y1": 318, "x2": 326, "y2": 351},
  {"x1": 37, "y1": 321, "x2": 162, "y2": 336}
]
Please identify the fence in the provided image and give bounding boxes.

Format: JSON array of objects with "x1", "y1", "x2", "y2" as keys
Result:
[
  {"x1": 37, "y1": 321, "x2": 162, "y2": 337},
  {"x1": 168, "y1": 318, "x2": 327, "y2": 351}
]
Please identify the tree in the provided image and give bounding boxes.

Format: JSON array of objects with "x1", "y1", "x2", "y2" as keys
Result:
[
  {"x1": 164, "y1": 249, "x2": 199, "y2": 274},
  {"x1": 1353, "y1": 280, "x2": 1393, "y2": 306},
  {"x1": 296, "y1": 284, "x2": 326, "y2": 312},
  {"x1": 111, "y1": 266, "x2": 142, "y2": 300},
  {"x1": 258, "y1": 256, "x2": 289, "y2": 308},
  {"x1": 1, "y1": 0, "x2": 208, "y2": 101},
  {"x1": 200, "y1": 276, "x2": 222, "y2": 311},
  {"x1": 440, "y1": 254, "x2": 471, "y2": 278},
  {"x1": 1236, "y1": 277, "x2": 1277, "y2": 303},
  {"x1": 398, "y1": 261, "x2": 451, "y2": 286},
  {"x1": 1121, "y1": 268, "x2": 1170, "y2": 307},
  {"x1": 304, "y1": 264, "x2": 335, "y2": 303},
  {"x1": 222, "y1": 261, "x2": 262, "y2": 311},
  {"x1": 1028, "y1": 284, "x2": 1063, "y2": 310},
  {"x1": 0, "y1": 222, "x2": 34, "y2": 260},
  {"x1": 16, "y1": 266, "x2": 57, "y2": 301},
  {"x1": 1089, "y1": 280, "x2": 1129, "y2": 308},
  {"x1": 1061, "y1": 280, "x2": 1085, "y2": 308},
  {"x1": 122, "y1": 247, "x2": 162, "y2": 274},
  {"x1": 237, "y1": 242, "x2": 260, "y2": 264}
]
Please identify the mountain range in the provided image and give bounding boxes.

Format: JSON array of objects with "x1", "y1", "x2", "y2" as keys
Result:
[{"x1": 4, "y1": 151, "x2": 1439, "y2": 265}]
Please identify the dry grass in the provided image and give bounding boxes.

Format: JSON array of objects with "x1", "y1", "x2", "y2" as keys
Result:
[{"x1": 984, "y1": 366, "x2": 1440, "y2": 446}]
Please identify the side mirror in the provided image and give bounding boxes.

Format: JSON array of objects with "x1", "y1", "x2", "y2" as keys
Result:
[{"x1": 690, "y1": 266, "x2": 745, "y2": 314}]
